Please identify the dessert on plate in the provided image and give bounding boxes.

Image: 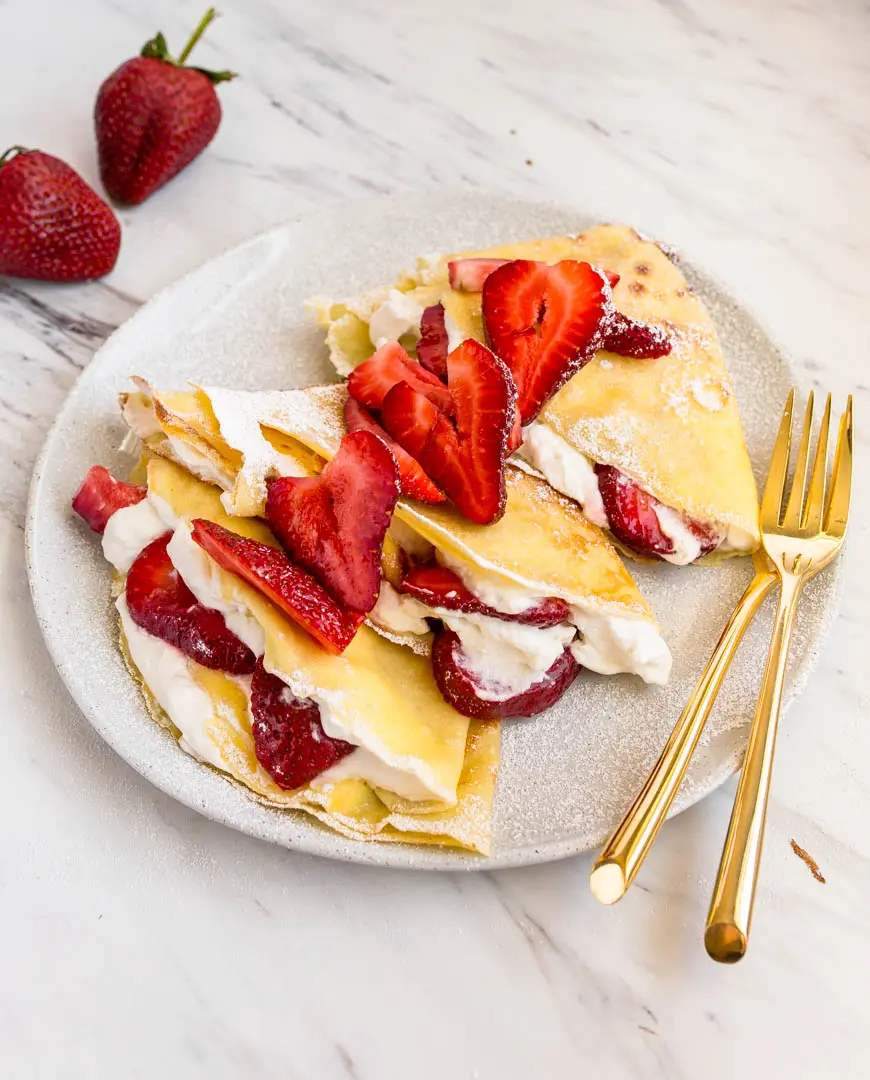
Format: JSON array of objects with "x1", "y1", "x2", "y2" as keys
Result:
[
  {"x1": 73, "y1": 218, "x2": 761, "y2": 856},
  {"x1": 310, "y1": 224, "x2": 760, "y2": 566},
  {"x1": 73, "y1": 359, "x2": 673, "y2": 854}
]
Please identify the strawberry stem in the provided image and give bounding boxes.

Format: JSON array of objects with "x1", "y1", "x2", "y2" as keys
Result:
[
  {"x1": 139, "y1": 8, "x2": 236, "y2": 84},
  {"x1": 0, "y1": 145, "x2": 30, "y2": 167},
  {"x1": 177, "y1": 7, "x2": 217, "y2": 64}
]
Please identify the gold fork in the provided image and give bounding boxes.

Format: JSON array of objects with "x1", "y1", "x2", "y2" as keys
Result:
[
  {"x1": 589, "y1": 548, "x2": 777, "y2": 906},
  {"x1": 705, "y1": 390, "x2": 852, "y2": 962},
  {"x1": 590, "y1": 390, "x2": 852, "y2": 914}
]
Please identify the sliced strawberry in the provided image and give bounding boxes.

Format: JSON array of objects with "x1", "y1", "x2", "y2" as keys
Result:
[
  {"x1": 416, "y1": 303, "x2": 449, "y2": 380},
  {"x1": 448, "y1": 257, "x2": 509, "y2": 292},
  {"x1": 191, "y1": 519, "x2": 364, "y2": 653},
  {"x1": 448, "y1": 259, "x2": 619, "y2": 295},
  {"x1": 265, "y1": 430, "x2": 399, "y2": 612},
  {"x1": 343, "y1": 397, "x2": 445, "y2": 505},
  {"x1": 399, "y1": 563, "x2": 570, "y2": 628},
  {"x1": 603, "y1": 312, "x2": 671, "y2": 359},
  {"x1": 72, "y1": 465, "x2": 146, "y2": 534},
  {"x1": 594, "y1": 465, "x2": 719, "y2": 561},
  {"x1": 347, "y1": 340, "x2": 454, "y2": 415},
  {"x1": 482, "y1": 259, "x2": 611, "y2": 424},
  {"x1": 431, "y1": 628, "x2": 580, "y2": 719},
  {"x1": 250, "y1": 660, "x2": 354, "y2": 789},
  {"x1": 126, "y1": 534, "x2": 256, "y2": 674},
  {"x1": 380, "y1": 338, "x2": 514, "y2": 525}
]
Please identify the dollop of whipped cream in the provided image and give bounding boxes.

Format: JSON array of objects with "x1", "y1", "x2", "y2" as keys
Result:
[
  {"x1": 441, "y1": 614, "x2": 576, "y2": 700},
  {"x1": 515, "y1": 421, "x2": 609, "y2": 528},
  {"x1": 367, "y1": 289, "x2": 464, "y2": 354},
  {"x1": 368, "y1": 289, "x2": 425, "y2": 348},
  {"x1": 653, "y1": 503, "x2": 707, "y2": 566},
  {"x1": 102, "y1": 498, "x2": 169, "y2": 574},
  {"x1": 570, "y1": 606, "x2": 672, "y2": 685}
]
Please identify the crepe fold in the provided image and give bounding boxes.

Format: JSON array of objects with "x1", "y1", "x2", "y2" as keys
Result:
[{"x1": 308, "y1": 223, "x2": 760, "y2": 556}]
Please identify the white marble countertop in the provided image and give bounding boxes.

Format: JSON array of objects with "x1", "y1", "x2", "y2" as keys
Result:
[{"x1": 3, "y1": 0, "x2": 869, "y2": 1076}]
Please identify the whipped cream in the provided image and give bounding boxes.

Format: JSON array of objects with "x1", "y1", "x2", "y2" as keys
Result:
[
  {"x1": 515, "y1": 421, "x2": 609, "y2": 528},
  {"x1": 371, "y1": 573, "x2": 670, "y2": 693},
  {"x1": 368, "y1": 289, "x2": 424, "y2": 348},
  {"x1": 167, "y1": 526, "x2": 266, "y2": 655},
  {"x1": 653, "y1": 503, "x2": 706, "y2": 566},
  {"x1": 719, "y1": 524, "x2": 757, "y2": 554},
  {"x1": 436, "y1": 549, "x2": 538, "y2": 614},
  {"x1": 370, "y1": 582, "x2": 568, "y2": 699},
  {"x1": 102, "y1": 499, "x2": 169, "y2": 573},
  {"x1": 388, "y1": 518, "x2": 435, "y2": 563},
  {"x1": 369, "y1": 581, "x2": 431, "y2": 636},
  {"x1": 441, "y1": 614, "x2": 575, "y2": 700},
  {"x1": 117, "y1": 594, "x2": 231, "y2": 771},
  {"x1": 314, "y1": 744, "x2": 439, "y2": 802},
  {"x1": 570, "y1": 606, "x2": 672, "y2": 685}
]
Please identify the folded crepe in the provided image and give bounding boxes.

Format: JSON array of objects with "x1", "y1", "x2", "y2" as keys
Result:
[
  {"x1": 111, "y1": 454, "x2": 499, "y2": 853},
  {"x1": 308, "y1": 223, "x2": 760, "y2": 564},
  {"x1": 122, "y1": 379, "x2": 673, "y2": 686}
]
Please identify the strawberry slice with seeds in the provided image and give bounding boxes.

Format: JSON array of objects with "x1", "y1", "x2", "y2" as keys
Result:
[
  {"x1": 265, "y1": 430, "x2": 400, "y2": 612},
  {"x1": 347, "y1": 340, "x2": 454, "y2": 415},
  {"x1": 191, "y1": 519, "x2": 364, "y2": 653},
  {"x1": 399, "y1": 563, "x2": 570, "y2": 628},
  {"x1": 594, "y1": 465, "x2": 718, "y2": 561},
  {"x1": 431, "y1": 628, "x2": 580, "y2": 719},
  {"x1": 449, "y1": 259, "x2": 619, "y2": 295},
  {"x1": 380, "y1": 338, "x2": 515, "y2": 525},
  {"x1": 250, "y1": 660, "x2": 354, "y2": 789},
  {"x1": 72, "y1": 465, "x2": 146, "y2": 533},
  {"x1": 483, "y1": 259, "x2": 611, "y2": 424},
  {"x1": 416, "y1": 303, "x2": 449, "y2": 380},
  {"x1": 448, "y1": 257, "x2": 510, "y2": 292},
  {"x1": 603, "y1": 312, "x2": 671, "y2": 359},
  {"x1": 343, "y1": 397, "x2": 445, "y2": 505},
  {"x1": 126, "y1": 534, "x2": 256, "y2": 674}
]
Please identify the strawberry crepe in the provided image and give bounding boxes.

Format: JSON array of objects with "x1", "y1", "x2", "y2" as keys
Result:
[{"x1": 310, "y1": 223, "x2": 760, "y2": 566}]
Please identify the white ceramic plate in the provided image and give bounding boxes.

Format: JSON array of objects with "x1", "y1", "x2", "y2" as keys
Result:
[{"x1": 26, "y1": 191, "x2": 839, "y2": 869}]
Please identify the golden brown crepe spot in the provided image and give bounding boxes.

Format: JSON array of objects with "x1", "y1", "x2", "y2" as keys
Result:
[
  {"x1": 675, "y1": 288, "x2": 687, "y2": 297},
  {"x1": 628, "y1": 280, "x2": 647, "y2": 295},
  {"x1": 635, "y1": 262, "x2": 651, "y2": 275}
]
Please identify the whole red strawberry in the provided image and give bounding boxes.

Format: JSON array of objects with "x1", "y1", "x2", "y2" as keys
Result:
[
  {"x1": 0, "y1": 148, "x2": 120, "y2": 281},
  {"x1": 95, "y1": 8, "x2": 235, "y2": 206}
]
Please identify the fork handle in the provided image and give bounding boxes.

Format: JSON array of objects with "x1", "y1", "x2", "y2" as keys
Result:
[
  {"x1": 705, "y1": 573, "x2": 803, "y2": 962},
  {"x1": 590, "y1": 567, "x2": 776, "y2": 905}
]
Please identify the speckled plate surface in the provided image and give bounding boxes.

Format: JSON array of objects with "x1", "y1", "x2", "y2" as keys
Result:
[{"x1": 26, "y1": 191, "x2": 840, "y2": 869}]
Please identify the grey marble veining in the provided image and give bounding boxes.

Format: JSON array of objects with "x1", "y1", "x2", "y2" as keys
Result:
[{"x1": 2, "y1": 0, "x2": 869, "y2": 1077}]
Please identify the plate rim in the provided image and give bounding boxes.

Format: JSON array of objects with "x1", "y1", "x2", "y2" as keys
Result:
[{"x1": 24, "y1": 189, "x2": 841, "y2": 871}]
